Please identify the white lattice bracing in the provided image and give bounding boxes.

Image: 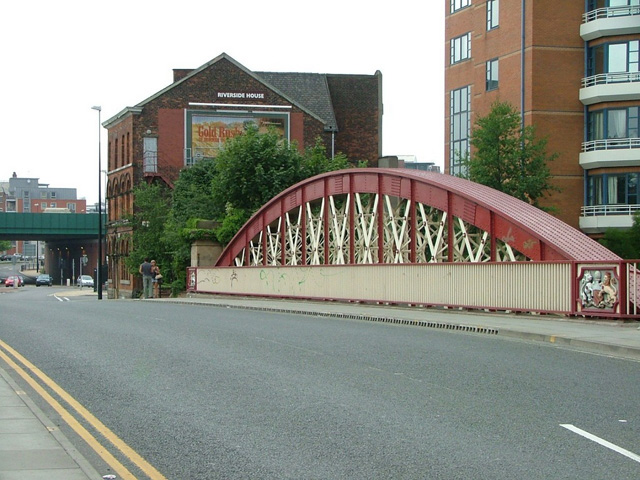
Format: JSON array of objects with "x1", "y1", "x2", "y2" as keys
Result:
[
  {"x1": 453, "y1": 218, "x2": 491, "y2": 263},
  {"x1": 328, "y1": 195, "x2": 350, "y2": 265},
  {"x1": 249, "y1": 231, "x2": 263, "y2": 266},
  {"x1": 415, "y1": 205, "x2": 448, "y2": 263},
  {"x1": 233, "y1": 192, "x2": 530, "y2": 266},
  {"x1": 306, "y1": 199, "x2": 325, "y2": 266},
  {"x1": 354, "y1": 193, "x2": 378, "y2": 264},
  {"x1": 284, "y1": 207, "x2": 303, "y2": 265},
  {"x1": 266, "y1": 219, "x2": 281, "y2": 266}
]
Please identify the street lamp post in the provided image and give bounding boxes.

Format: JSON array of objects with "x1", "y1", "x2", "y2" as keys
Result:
[
  {"x1": 33, "y1": 203, "x2": 39, "y2": 272},
  {"x1": 91, "y1": 106, "x2": 103, "y2": 300}
]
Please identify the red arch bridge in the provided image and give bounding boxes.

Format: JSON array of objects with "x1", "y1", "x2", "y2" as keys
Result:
[{"x1": 187, "y1": 169, "x2": 639, "y2": 320}]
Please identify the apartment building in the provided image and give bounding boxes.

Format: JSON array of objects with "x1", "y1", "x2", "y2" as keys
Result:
[{"x1": 445, "y1": 0, "x2": 640, "y2": 234}]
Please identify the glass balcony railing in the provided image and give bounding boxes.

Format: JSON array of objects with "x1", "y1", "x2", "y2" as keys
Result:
[
  {"x1": 582, "y1": 72, "x2": 640, "y2": 88},
  {"x1": 582, "y1": 137, "x2": 640, "y2": 152},
  {"x1": 583, "y1": 5, "x2": 640, "y2": 23}
]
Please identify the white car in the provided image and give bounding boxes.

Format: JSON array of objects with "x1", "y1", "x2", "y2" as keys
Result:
[{"x1": 77, "y1": 275, "x2": 94, "y2": 288}]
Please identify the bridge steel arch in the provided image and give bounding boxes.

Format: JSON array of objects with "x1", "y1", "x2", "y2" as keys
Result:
[
  {"x1": 216, "y1": 169, "x2": 619, "y2": 267},
  {"x1": 195, "y1": 169, "x2": 637, "y2": 319}
]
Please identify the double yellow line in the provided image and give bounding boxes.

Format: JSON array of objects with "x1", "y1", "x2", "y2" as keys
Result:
[{"x1": 0, "y1": 339, "x2": 166, "y2": 480}]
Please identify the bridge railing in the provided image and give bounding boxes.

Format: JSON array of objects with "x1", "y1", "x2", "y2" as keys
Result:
[{"x1": 187, "y1": 260, "x2": 639, "y2": 320}]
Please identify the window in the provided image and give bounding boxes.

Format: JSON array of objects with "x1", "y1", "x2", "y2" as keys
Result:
[
  {"x1": 588, "y1": 107, "x2": 639, "y2": 140},
  {"x1": 451, "y1": 0, "x2": 471, "y2": 12},
  {"x1": 451, "y1": 33, "x2": 471, "y2": 64},
  {"x1": 487, "y1": 0, "x2": 499, "y2": 30},
  {"x1": 588, "y1": 173, "x2": 639, "y2": 206},
  {"x1": 587, "y1": 41, "x2": 639, "y2": 75},
  {"x1": 50, "y1": 202, "x2": 57, "y2": 208},
  {"x1": 588, "y1": 111, "x2": 604, "y2": 140},
  {"x1": 41, "y1": 202, "x2": 47, "y2": 209},
  {"x1": 608, "y1": 110, "x2": 626, "y2": 138},
  {"x1": 50, "y1": 192, "x2": 56, "y2": 199},
  {"x1": 486, "y1": 58, "x2": 499, "y2": 90},
  {"x1": 450, "y1": 86, "x2": 471, "y2": 176},
  {"x1": 67, "y1": 203, "x2": 76, "y2": 212},
  {"x1": 143, "y1": 137, "x2": 158, "y2": 173},
  {"x1": 588, "y1": 0, "x2": 640, "y2": 10},
  {"x1": 40, "y1": 191, "x2": 47, "y2": 199}
]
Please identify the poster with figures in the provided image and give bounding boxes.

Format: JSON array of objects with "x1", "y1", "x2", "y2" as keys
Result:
[{"x1": 578, "y1": 268, "x2": 619, "y2": 311}]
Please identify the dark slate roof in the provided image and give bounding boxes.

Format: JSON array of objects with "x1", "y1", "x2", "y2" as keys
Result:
[{"x1": 255, "y1": 72, "x2": 338, "y2": 131}]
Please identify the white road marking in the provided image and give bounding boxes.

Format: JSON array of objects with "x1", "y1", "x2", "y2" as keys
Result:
[
  {"x1": 560, "y1": 424, "x2": 640, "y2": 464},
  {"x1": 53, "y1": 294, "x2": 69, "y2": 302}
]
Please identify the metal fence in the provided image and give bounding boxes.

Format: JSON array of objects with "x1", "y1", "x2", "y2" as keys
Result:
[
  {"x1": 581, "y1": 205, "x2": 640, "y2": 217},
  {"x1": 581, "y1": 72, "x2": 640, "y2": 87},
  {"x1": 583, "y1": 5, "x2": 640, "y2": 22}
]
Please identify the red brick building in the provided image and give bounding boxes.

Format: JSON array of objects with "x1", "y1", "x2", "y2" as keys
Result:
[
  {"x1": 445, "y1": 1, "x2": 640, "y2": 233},
  {"x1": 103, "y1": 53, "x2": 383, "y2": 298}
]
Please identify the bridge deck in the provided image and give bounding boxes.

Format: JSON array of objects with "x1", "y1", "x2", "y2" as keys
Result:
[{"x1": 0, "y1": 212, "x2": 104, "y2": 240}]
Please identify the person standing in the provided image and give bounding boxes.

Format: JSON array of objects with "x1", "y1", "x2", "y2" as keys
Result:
[
  {"x1": 139, "y1": 257, "x2": 153, "y2": 298},
  {"x1": 151, "y1": 260, "x2": 161, "y2": 298}
]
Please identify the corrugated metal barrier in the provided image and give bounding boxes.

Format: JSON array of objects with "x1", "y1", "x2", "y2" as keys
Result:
[{"x1": 188, "y1": 261, "x2": 639, "y2": 320}]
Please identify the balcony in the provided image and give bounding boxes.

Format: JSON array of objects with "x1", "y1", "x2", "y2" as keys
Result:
[
  {"x1": 580, "y1": 204, "x2": 640, "y2": 233},
  {"x1": 580, "y1": 138, "x2": 640, "y2": 169},
  {"x1": 581, "y1": 5, "x2": 640, "y2": 41},
  {"x1": 580, "y1": 72, "x2": 640, "y2": 105}
]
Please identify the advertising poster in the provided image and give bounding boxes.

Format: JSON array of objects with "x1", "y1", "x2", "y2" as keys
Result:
[{"x1": 187, "y1": 112, "x2": 288, "y2": 163}]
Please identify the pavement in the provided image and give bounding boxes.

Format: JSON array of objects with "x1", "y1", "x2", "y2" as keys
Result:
[{"x1": 1, "y1": 289, "x2": 639, "y2": 479}]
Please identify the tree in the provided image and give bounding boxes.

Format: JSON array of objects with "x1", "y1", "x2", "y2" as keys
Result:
[
  {"x1": 0, "y1": 240, "x2": 11, "y2": 252},
  {"x1": 160, "y1": 158, "x2": 221, "y2": 294},
  {"x1": 464, "y1": 101, "x2": 559, "y2": 208},
  {"x1": 211, "y1": 126, "x2": 349, "y2": 243},
  {"x1": 599, "y1": 212, "x2": 640, "y2": 259},
  {"x1": 149, "y1": 126, "x2": 351, "y2": 292},
  {"x1": 124, "y1": 182, "x2": 172, "y2": 291},
  {"x1": 169, "y1": 157, "x2": 220, "y2": 225}
]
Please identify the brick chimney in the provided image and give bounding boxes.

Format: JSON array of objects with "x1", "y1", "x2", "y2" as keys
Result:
[{"x1": 173, "y1": 69, "x2": 193, "y2": 82}]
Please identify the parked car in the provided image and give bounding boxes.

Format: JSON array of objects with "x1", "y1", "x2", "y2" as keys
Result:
[
  {"x1": 77, "y1": 275, "x2": 94, "y2": 288},
  {"x1": 35, "y1": 274, "x2": 53, "y2": 286},
  {"x1": 5, "y1": 275, "x2": 23, "y2": 287}
]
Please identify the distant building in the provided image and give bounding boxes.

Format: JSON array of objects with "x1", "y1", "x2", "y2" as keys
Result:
[
  {"x1": 0, "y1": 173, "x2": 87, "y2": 256},
  {"x1": 399, "y1": 156, "x2": 441, "y2": 173},
  {"x1": 379, "y1": 155, "x2": 441, "y2": 172}
]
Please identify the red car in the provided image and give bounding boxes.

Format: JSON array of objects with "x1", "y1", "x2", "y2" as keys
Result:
[{"x1": 5, "y1": 275, "x2": 23, "y2": 287}]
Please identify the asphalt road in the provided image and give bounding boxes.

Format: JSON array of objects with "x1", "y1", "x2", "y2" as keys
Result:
[{"x1": 1, "y1": 287, "x2": 639, "y2": 479}]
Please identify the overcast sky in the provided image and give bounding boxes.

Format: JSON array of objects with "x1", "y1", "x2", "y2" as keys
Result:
[{"x1": 0, "y1": 1, "x2": 444, "y2": 205}]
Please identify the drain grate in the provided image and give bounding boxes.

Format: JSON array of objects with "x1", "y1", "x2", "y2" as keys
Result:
[{"x1": 201, "y1": 303, "x2": 500, "y2": 336}]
